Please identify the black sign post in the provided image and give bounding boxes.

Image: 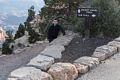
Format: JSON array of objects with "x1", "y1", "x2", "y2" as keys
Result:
[
  {"x1": 77, "y1": 8, "x2": 98, "y2": 18},
  {"x1": 77, "y1": 8, "x2": 98, "y2": 39}
]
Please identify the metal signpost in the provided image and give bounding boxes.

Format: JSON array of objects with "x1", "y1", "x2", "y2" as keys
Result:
[{"x1": 77, "y1": 8, "x2": 98, "y2": 38}]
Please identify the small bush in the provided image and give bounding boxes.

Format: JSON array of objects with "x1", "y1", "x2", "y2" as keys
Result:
[
  {"x1": 2, "y1": 39, "x2": 13, "y2": 54},
  {"x1": 2, "y1": 31, "x2": 14, "y2": 55}
]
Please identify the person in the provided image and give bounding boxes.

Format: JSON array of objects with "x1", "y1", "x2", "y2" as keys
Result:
[{"x1": 47, "y1": 19, "x2": 65, "y2": 42}]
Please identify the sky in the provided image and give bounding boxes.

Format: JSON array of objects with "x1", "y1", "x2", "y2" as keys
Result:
[
  {"x1": 0, "y1": 0, "x2": 45, "y2": 32},
  {"x1": 0, "y1": 0, "x2": 45, "y2": 17}
]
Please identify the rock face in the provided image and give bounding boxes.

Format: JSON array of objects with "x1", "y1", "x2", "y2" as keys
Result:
[
  {"x1": 41, "y1": 45, "x2": 65, "y2": 59},
  {"x1": 27, "y1": 55, "x2": 54, "y2": 71},
  {"x1": 107, "y1": 41, "x2": 120, "y2": 52},
  {"x1": 74, "y1": 56, "x2": 99, "y2": 69},
  {"x1": 48, "y1": 63, "x2": 78, "y2": 80},
  {"x1": 74, "y1": 63, "x2": 89, "y2": 74},
  {"x1": 95, "y1": 45, "x2": 117, "y2": 57},
  {"x1": 8, "y1": 67, "x2": 53, "y2": 80}
]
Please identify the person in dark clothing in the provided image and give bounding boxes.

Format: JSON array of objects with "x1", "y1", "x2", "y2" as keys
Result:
[{"x1": 47, "y1": 19, "x2": 65, "y2": 42}]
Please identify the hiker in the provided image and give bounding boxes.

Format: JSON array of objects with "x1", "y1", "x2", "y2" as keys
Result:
[{"x1": 47, "y1": 19, "x2": 66, "y2": 42}]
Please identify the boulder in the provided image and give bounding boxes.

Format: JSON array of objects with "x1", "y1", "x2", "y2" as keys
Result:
[
  {"x1": 27, "y1": 55, "x2": 54, "y2": 71},
  {"x1": 74, "y1": 63, "x2": 89, "y2": 74},
  {"x1": 41, "y1": 45, "x2": 65, "y2": 59},
  {"x1": 114, "y1": 37, "x2": 120, "y2": 42},
  {"x1": 8, "y1": 67, "x2": 53, "y2": 80},
  {"x1": 48, "y1": 63, "x2": 78, "y2": 80},
  {"x1": 14, "y1": 36, "x2": 29, "y2": 48},
  {"x1": 74, "y1": 56, "x2": 99, "y2": 69},
  {"x1": 50, "y1": 36, "x2": 72, "y2": 46},
  {"x1": 50, "y1": 31, "x2": 77, "y2": 46},
  {"x1": 95, "y1": 45, "x2": 117, "y2": 57},
  {"x1": 92, "y1": 51, "x2": 107, "y2": 61},
  {"x1": 107, "y1": 41, "x2": 120, "y2": 52}
]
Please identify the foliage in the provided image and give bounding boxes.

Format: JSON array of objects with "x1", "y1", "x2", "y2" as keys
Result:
[
  {"x1": 42, "y1": 0, "x2": 120, "y2": 38},
  {"x1": 28, "y1": 28, "x2": 41, "y2": 43},
  {"x1": 2, "y1": 31, "x2": 14, "y2": 55},
  {"x1": 41, "y1": 0, "x2": 85, "y2": 26},
  {"x1": 26, "y1": 5, "x2": 35, "y2": 22},
  {"x1": 14, "y1": 23, "x2": 25, "y2": 39},
  {"x1": 91, "y1": 0, "x2": 120, "y2": 37}
]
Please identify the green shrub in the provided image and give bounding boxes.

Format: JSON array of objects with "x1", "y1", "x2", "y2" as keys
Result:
[
  {"x1": 2, "y1": 31, "x2": 14, "y2": 55},
  {"x1": 28, "y1": 28, "x2": 40, "y2": 43},
  {"x1": 2, "y1": 39, "x2": 13, "y2": 54},
  {"x1": 91, "y1": 0, "x2": 120, "y2": 38}
]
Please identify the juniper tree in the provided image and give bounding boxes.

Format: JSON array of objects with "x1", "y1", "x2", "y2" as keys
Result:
[{"x1": 2, "y1": 31, "x2": 14, "y2": 55}]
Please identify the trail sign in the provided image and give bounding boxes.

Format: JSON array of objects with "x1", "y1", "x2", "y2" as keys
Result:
[{"x1": 77, "y1": 8, "x2": 98, "y2": 18}]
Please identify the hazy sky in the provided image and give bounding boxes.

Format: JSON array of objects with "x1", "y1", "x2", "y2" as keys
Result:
[{"x1": 0, "y1": 0, "x2": 45, "y2": 17}]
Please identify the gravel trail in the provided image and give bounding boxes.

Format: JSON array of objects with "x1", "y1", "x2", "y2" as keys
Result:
[{"x1": 0, "y1": 43, "x2": 48, "y2": 80}]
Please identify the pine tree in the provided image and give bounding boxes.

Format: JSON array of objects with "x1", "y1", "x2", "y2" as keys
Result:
[
  {"x1": 40, "y1": 0, "x2": 85, "y2": 31},
  {"x1": 14, "y1": 23, "x2": 25, "y2": 39}
]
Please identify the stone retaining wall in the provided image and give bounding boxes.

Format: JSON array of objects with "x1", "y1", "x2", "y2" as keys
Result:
[
  {"x1": 8, "y1": 31, "x2": 120, "y2": 80},
  {"x1": 8, "y1": 31, "x2": 78, "y2": 80}
]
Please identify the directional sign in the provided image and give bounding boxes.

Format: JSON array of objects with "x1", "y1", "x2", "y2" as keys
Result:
[{"x1": 77, "y1": 8, "x2": 98, "y2": 18}]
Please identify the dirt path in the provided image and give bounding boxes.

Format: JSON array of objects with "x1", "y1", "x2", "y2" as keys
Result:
[
  {"x1": 55, "y1": 36, "x2": 112, "y2": 63},
  {"x1": 0, "y1": 43, "x2": 48, "y2": 80}
]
